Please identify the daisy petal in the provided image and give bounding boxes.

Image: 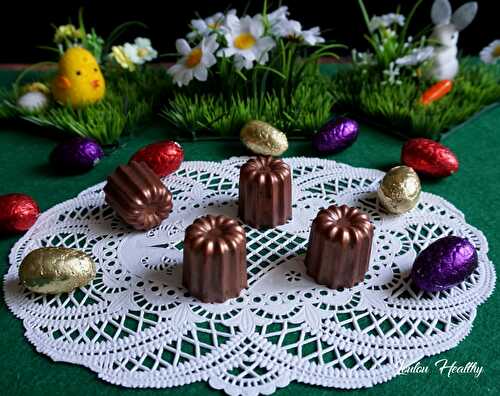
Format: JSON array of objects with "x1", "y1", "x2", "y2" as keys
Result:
[
  {"x1": 204, "y1": 35, "x2": 219, "y2": 53},
  {"x1": 176, "y1": 39, "x2": 191, "y2": 55},
  {"x1": 225, "y1": 14, "x2": 241, "y2": 33},
  {"x1": 191, "y1": 19, "x2": 207, "y2": 31},
  {"x1": 194, "y1": 66, "x2": 208, "y2": 81},
  {"x1": 203, "y1": 52, "x2": 217, "y2": 67}
]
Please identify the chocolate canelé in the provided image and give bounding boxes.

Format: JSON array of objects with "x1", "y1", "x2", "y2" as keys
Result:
[
  {"x1": 183, "y1": 215, "x2": 247, "y2": 303},
  {"x1": 305, "y1": 205, "x2": 373, "y2": 289},
  {"x1": 104, "y1": 161, "x2": 173, "y2": 230},
  {"x1": 239, "y1": 156, "x2": 292, "y2": 228}
]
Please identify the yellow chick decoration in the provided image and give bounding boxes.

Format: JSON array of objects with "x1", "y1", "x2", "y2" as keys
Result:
[{"x1": 52, "y1": 47, "x2": 105, "y2": 107}]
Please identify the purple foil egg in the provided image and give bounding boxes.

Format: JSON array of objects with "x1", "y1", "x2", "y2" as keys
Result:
[
  {"x1": 313, "y1": 117, "x2": 359, "y2": 153},
  {"x1": 411, "y1": 236, "x2": 478, "y2": 292},
  {"x1": 50, "y1": 137, "x2": 104, "y2": 173}
]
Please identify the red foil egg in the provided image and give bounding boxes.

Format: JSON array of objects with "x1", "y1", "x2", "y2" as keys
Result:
[
  {"x1": 0, "y1": 193, "x2": 40, "y2": 234},
  {"x1": 401, "y1": 138, "x2": 459, "y2": 177},
  {"x1": 130, "y1": 140, "x2": 184, "y2": 177}
]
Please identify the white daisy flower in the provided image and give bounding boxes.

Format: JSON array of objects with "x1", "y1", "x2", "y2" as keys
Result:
[
  {"x1": 369, "y1": 13, "x2": 405, "y2": 32},
  {"x1": 123, "y1": 37, "x2": 158, "y2": 65},
  {"x1": 268, "y1": 6, "x2": 289, "y2": 24},
  {"x1": 187, "y1": 10, "x2": 236, "y2": 40},
  {"x1": 479, "y1": 40, "x2": 500, "y2": 64},
  {"x1": 220, "y1": 14, "x2": 276, "y2": 67},
  {"x1": 301, "y1": 27, "x2": 325, "y2": 46},
  {"x1": 395, "y1": 46, "x2": 434, "y2": 66},
  {"x1": 168, "y1": 35, "x2": 219, "y2": 87},
  {"x1": 266, "y1": 6, "x2": 289, "y2": 33},
  {"x1": 273, "y1": 19, "x2": 325, "y2": 45}
]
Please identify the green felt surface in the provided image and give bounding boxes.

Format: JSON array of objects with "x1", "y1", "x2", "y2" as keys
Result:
[{"x1": 0, "y1": 67, "x2": 499, "y2": 395}]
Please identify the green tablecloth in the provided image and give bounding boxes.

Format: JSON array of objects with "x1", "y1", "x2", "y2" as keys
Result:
[{"x1": 0, "y1": 67, "x2": 499, "y2": 395}]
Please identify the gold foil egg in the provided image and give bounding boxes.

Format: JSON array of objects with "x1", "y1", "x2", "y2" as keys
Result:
[
  {"x1": 377, "y1": 166, "x2": 421, "y2": 214},
  {"x1": 240, "y1": 120, "x2": 288, "y2": 156},
  {"x1": 19, "y1": 247, "x2": 96, "y2": 294}
]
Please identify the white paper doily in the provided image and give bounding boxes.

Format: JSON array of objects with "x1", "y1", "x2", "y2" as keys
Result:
[{"x1": 4, "y1": 157, "x2": 496, "y2": 395}]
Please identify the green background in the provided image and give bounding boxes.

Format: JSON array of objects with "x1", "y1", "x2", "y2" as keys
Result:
[{"x1": 1, "y1": 67, "x2": 499, "y2": 395}]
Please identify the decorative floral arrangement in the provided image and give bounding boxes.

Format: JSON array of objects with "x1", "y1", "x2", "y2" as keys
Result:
[
  {"x1": 161, "y1": 4, "x2": 340, "y2": 137},
  {"x1": 0, "y1": 11, "x2": 169, "y2": 146},
  {"x1": 331, "y1": 0, "x2": 500, "y2": 140},
  {"x1": 480, "y1": 40, "x2": 500, "y2": 65}
]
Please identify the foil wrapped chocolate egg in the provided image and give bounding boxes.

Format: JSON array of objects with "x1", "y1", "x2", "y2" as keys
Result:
[
  {"x1": 240, "y1": 120, "x2": 288, "y2": 156},
  {"x1": 313, "y1": 117, "x2": 359, "y2": 153},
  {"x1": 130, "y1": 140, "x2": 184, "y2": 177},
  {"x1": 50, "y1": 137, "x2": 104, "y2": 173},
  {"x1": 377, "y1": 166, "x2": 421, "y2": 214},
  {"x1": 402, "y1": 138, "x2": 459, "y2": 177},
  {"x1": 19, "y1": 247, "x2": 96, "y2": 294},
  {"x1": 0, "y1": 193, "x2": 40, "y2": 234},
  {"x1": 411, "y1": 236, "x2": 478, "y2": 292}
]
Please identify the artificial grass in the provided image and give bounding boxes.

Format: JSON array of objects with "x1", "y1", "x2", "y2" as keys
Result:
[
  {"x1": 0, "y1": 67, "x2": 171, "y2": 146},
  {"x1": 3, "y1": 59, "x2": 498, "y2": 143},
  {"x1": 330, "y1": 58, "x2": 500, "y2": 140},
  {"x1": 162, "y1": 73, "x2": 333, "y2": 138}
]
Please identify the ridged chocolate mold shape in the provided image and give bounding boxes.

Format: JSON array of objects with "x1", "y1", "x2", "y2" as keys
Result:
[
  {"x1": 239, "y1": 156, "x2": 292, "y2": 228},
  {"x1": 104, "y1": 161, "x2": 173, "y2": 231},
  {"x1": 183, "y1": 215, "x2": 247, "y2": 303},
  {"x1": 305, "y1": 205, "x2": 374, "y2": 289}
]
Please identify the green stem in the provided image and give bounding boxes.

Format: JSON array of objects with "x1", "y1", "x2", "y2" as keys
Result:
[{"x1": 13, "y1": 62, "x2": 57, "y2": 96}]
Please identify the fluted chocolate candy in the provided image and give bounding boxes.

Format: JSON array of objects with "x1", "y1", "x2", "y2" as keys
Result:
[
  {"x1": 239, "y1": 156, "x2": 292, "y2": 228},
  {"x1": 104, "y1": 161, "x2": 173, "y2": 230},
  {"x1": 183, "y1": 215, "x2": 247, "y2": 303},
  {"x1": 305, "y1": 205, "x2": 373, "y2": 289},
  {"x1": 19, "y1": 247, "x2": 96, "y2": 294}
]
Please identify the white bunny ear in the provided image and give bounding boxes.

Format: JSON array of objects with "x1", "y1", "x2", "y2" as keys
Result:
[
  {"x1": 451, "y1": 2, "x2": 478, "y2": 31},
  {"x1": 431, "y1": 0, "x2": 452, "y2": 25}
]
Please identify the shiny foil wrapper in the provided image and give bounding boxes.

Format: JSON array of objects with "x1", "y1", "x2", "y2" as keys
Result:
[
  {"x1": 131, "y1": 140, "x2": 184, "y2": 177},
  {"x1": 411, "y1": 236, "x2": 478, "y2": 292},
  {"x1": 313, "y1": 117, "x2": 359, "y2": 153},
  {"x1": 50, "y1": 137, "x2": 104, "y2": 173},
  {"x1": 377, "y1": 166, "x2": 421, "y2": 214},
  {"x1": 402, "y1": 138, "x2": 459, "y2": 177},
  {"x1": 0, "y1": 193, "x2": 40, "y2": 234},
  {"x1": 305, "y1": 205, "x2": 373, "y2": 289},
  {"x1": 19, "y1": 247, "x2": 96, "y2": 294},
  {"x1": 104, "y1": 161, "x2": 173, "y2": 231},
  {"x1": 240, "y1": 120, "x2": 288, "y2": 156},
  {"x1": 239, "y1": 156, "x2": 292, "y2": 228},
  {"x1": 183, "y1": 215, "x2": 247, "y2": 303}
]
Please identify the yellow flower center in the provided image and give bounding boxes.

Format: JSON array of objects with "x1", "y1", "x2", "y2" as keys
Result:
[
  {"x1": 493, "y1": 45, "x2": 500, "y2": 58},
  {"x1": 137, "y1": 48, "x2": 149, "y2": 58},
  {"x1": 234, "y1": 33, "x2": 256, "y2": 50},
  {"x1": 186, "y1": 48, "x2": 203, "y2": 68}
]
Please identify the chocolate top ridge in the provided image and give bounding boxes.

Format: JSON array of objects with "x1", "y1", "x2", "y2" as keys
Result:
[
  {"x1": 241, "y1": 156, "x2": 291, "y2": 180},
  {"x1": 185, "y1": 215, "x2": 246, "y2": 252},
  {"x1": 314, "y1": 205, "x2": 373, "y2": 244}
]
